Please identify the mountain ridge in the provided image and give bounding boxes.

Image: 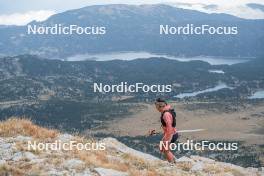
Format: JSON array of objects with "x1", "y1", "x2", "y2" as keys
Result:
[{"x1": 0, "y1": 4, "x2": 263, "y2": 58}]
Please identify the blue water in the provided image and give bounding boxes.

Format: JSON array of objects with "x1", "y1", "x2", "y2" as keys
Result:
[
  {"x1": 174, "y1": 83, "x2": 232, "y2": 99},
  {"x1": 209, "y1": 70, "x2": 225, "y2": 74},
  {"x1": 65, "y1": 52, "x2": 250, "y2": 65},
  {"x1": 249, "y1": 90, "x2": 264, "y2": 99}
]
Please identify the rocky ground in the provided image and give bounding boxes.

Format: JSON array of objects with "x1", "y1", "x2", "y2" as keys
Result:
[{"x1": 0, "y1": 118, "x2": 263, "y2": 176}]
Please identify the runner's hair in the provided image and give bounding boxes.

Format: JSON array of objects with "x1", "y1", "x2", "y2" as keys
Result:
[{"x1": 155, "y1": 98, "x2": 167, "y2": 108}]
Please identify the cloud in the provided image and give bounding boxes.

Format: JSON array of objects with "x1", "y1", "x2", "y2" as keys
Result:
[
  {"x1": 247, "y1": 3, "x2": 264, "y2": 12},
  {"x1": 0, "y1": 10, "x2": 55, "y2": 26},
  {"x1": 167, "y1": 1, "x2": 264, "y2": 19}
]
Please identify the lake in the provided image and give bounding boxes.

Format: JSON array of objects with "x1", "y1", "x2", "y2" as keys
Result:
[
  {"x1": 249, "y1": 90, "x2": 264, "y2": 99},
  {"x1": 174, "y1": 83, "x2": 232, "y2": 99},
  {"x1": 65, "y1": 52, "x2": 251, "y2": 65},
  {"x1": 209, "y1": 70, "x2": 225, "y2": 74}
]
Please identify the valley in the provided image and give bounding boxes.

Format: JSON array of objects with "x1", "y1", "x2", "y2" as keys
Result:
[{"x1": 0, "y1": 55, "x2": 263, "y2": 168}]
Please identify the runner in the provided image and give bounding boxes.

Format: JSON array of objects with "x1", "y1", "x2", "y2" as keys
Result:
[{"x1": 149, "y1": 98, "x2": 178, "y2": 163}]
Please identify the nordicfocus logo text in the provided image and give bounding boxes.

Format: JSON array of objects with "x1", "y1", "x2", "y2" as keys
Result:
[
  {"x1": 27, "y1": 24, "x2": 106, "y2": 35},
  {"x1": 160, "y1": 24, "x2": 238, "y2": 35},
  {"x1": 160, "y1": 140, "x2": 238, "y2": 151},
  {"x1": 28, "y1": 140, "x2": 106, "y2": 151},
  {"x1": 94, "y1": 82, "x2": 172, "y2": 93}
]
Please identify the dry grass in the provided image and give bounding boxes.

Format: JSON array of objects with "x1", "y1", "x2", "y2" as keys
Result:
[
  {"x1": 203, "y1": 163, "x2": 229, "y2": 174},
  {"x1": 1, "y1": 118, "x2": 236, "y2": 176},
  {"x1": 0, "y1": 118, "x2": 201, "y2": 176},
  {"x1": 129, "y1": 169, "x2": 159, "y2": 176},
  {"x1": 0, "y1": 117, "x2": 58, "y2": 139},
  {"x1": 176, "y1": 162, "x2": 193, "y2": 172},
  {"x1": 121, "y1": 153, "x2": 151, "y2": 170},
  {"x1": 74, "y1": 147, "x2": 130, "y2": 172},
  {"x1": 0, "y1": 164, "x2": 25, "y2": 176}
]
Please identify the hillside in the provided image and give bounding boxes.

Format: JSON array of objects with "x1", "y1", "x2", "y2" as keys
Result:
[{"x1": 0, "y1": 118, "x2": 262, "y2": 176}]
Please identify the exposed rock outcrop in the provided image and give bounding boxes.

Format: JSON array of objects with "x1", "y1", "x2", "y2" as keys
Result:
[{"x1": 0, "y1": 118, "x2": 263, "y2": 176}]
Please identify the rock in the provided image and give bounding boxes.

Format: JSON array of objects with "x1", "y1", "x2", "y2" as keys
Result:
[
  {"x1": 94, "y1": 168, "x2": 128, "y2": 176},
  {"x1": 191, "y1": 162, "x2": 204, "y2": 172},
  {"x1": 190, "y1": 155, "x2": 215, "y2": 163},
  {"x1": 176, "y1": 156, "x2": 194, "y2": 163},
  {"x1": 247, "y1": 167, "x2": 258, "y2": 173},
  {"x1": 106, "y1": 155, "x2": 125, "y2": 164},
  {"x1": 75, "y1": 169, "x2": 92, "y2": 176},
  {"x1": 258, "y1": 167, "x2": 264, "y2": 176},
  {"x1": 12, "y1": 152, "x2": 23, "y2": 161},
  {"x1": 47, "y1": 168, "x2": 69, "y2": 176},
  {"x1": 101, "y1": 138, "x2": 160, "y2": 162},
  {"x1": 218, "y1": 162, "x2": 255, "y2": 175},
  {"x1": 0, "y1": 143, "x2": 12, "y2": 149},
  {"x1": 63, "y1": 159, "x2": 85, "y2": 170},
  {"x1": 57, "y1": 134, "x2": 74, "y2": 143},
  {"x1": 30, "y1": 158, "x2": 45, "y2": 164},
  {"x1": 0, "y1": 138, "x2": 14, "y2": 160},
  {"x1": 0, "y1": 147, "x2": 13, "y2": 160},
  {"x1": 223, "y1": 172, "x2": 235, "y2": 176},
  {"x1": 24, "y1": 152, "x2": 37, "y2": 160},
  {"x1": 11, "y1": 152, "x2": 38, "y2": 162},
  {"x1": 15, "y1": 135, "x2": 32, "y2": 142},
  {"x1": 0, "y1": 160, "x2": 6, "y2": 165}
]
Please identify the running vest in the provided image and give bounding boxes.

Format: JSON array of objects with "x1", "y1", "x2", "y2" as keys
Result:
[{"x1": 160, "y1": 109, "x2": 176, "y2": 127}]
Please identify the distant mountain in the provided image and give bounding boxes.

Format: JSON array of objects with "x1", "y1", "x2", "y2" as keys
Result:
[
  {"x1": 0, "y1": 4, "x2": 263, "y2": 58},
  {"x1": 247, "y1": 3, "x2": 264, "y2": 12},
  {"x1": 203, "y1": 4, "x2": 218, "y2": 10}
]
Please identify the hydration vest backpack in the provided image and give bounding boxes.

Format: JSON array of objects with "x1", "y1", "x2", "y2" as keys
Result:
[{"x1": 160, "y1": 109, "x2": 176, "y2": 127}]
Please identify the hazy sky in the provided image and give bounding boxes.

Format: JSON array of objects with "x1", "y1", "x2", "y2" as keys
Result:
[{"x1": 1, "y1": 0, "x2": 264, "y2": 25}]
